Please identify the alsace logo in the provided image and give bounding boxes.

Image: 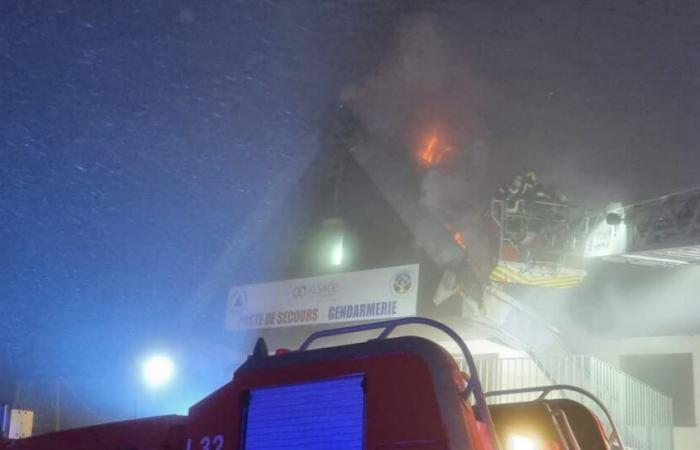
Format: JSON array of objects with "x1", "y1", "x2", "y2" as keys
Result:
[
  {"x1": 292, "y1": 281, "x2": 338, "y2": 300},
  {"x1": 391, "y1": 271, "x2": 414, "y2": 297},
  {"x1": 229, "y1": 288, "x2": 248, "y2": 309}
]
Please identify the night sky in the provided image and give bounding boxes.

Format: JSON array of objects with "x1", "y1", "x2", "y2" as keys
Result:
[{"x1": 2, "y1": 0, "x2": 700, "y2": 425}]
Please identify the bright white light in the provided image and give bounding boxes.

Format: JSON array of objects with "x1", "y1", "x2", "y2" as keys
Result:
[
  {"x1": 584, "y1": 203, "x2": 628, "y2": 258},
  {"x1": 330, "y1": 235, "x2": 344, "y2": 266},
  {"x1": 507, "y1": 434, "x2": 536, "y2": 450},
  {"x1": 142, "y1": 354, "x2": 175, "y2": 388}
]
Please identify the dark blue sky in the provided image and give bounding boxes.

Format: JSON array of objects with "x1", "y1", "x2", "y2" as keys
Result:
[
  {"x1": 2, "y1": 0, "x2": 700, "y2": 423},
  {"x1": 0, "y1": 0, "x2": 410, "y2": 419}
]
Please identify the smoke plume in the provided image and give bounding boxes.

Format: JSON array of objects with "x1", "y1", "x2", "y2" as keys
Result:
[{"x1": 342, "y1": 12, "x2": 495, "y2": 280}]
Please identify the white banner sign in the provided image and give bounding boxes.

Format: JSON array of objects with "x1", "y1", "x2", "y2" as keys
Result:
[{"x1": 225, "y1": 264, "x2": 419, "y2": 330}]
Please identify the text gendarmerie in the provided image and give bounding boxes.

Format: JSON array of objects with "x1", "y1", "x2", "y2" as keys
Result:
[{"x1": 328, "y1": 301, "x2": 397, "y2": 320}]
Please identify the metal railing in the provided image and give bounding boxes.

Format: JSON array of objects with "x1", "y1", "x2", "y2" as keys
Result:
[
  {"x1": 454, "y1": 355, "x2": 674, "y2": 450},
  {"x1": 298, "y1": 317, "x2": 501, "y2": 448}
]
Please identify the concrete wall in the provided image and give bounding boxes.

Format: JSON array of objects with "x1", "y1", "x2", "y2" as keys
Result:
[{"x1": 580, "y1": 335, "x2": 700, "y2": 450}]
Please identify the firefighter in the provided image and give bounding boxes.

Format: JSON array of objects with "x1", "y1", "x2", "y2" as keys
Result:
[
  {"x1": 508, "y1": 174, "x2": 524, "y2": 196},
  {"x1": 495, "y1": 184, "x2": 509, "y2": 200},
  {"x1": 504, "y1": 175, "x2": 525, "y2": 213},
  {"x1": 524, "y1": 172, "x2": 551, "y2": 203},
  {"x1": 523, "y1": 172, "x2": 537, "y2": 197}
]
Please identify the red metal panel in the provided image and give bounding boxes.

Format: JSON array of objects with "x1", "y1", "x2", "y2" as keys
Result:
[
  {"x1": 1, "y1": 335, "x2": 489, "y2": 450},
  {"x1": 1, "y1": 415, "x2": 187, "y2": 450},
  {"x1": 184, "y1": 352, "x2": 474, "y2": 450}
]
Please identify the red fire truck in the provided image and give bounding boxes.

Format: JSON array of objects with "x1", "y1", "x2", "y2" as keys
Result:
[{"x1": 1, "y1": 318, "x2": 622, "y2": 450}]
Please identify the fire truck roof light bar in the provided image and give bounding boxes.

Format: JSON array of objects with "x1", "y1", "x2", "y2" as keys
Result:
[
  {"x1": 485, "y1": 384, "x2": 624, "y2": 450},
  {"x1": 297, "y1": 316, "x2": 500, "y2": 450}
]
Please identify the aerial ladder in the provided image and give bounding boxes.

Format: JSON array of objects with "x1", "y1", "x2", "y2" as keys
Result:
[{"x1": 583, "y1": 187, "x2": 700, "y2": 266}]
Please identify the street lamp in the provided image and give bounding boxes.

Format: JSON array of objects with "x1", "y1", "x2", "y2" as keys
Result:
[{"x1": 141, "y1": 354, "x2": 175, "y2": 389}]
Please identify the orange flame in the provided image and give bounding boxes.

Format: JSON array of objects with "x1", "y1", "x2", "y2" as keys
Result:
[
  {"x1": 446, "y1": 223, "x2": 467, "y2": 250},
  {"x1": 452, "y1": 231, "x2": 467, "y2": 250},
  {"x1": 418, "y1": 133, "x2": 452, "y2": 167}
]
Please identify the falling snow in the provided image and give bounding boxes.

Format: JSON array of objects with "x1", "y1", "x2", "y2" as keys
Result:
[{"x1": 2, "y1": 0, "x2": 700, "y2": 430}]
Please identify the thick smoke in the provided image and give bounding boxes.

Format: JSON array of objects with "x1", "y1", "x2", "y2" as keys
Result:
[
  {"x1": 342, "y1": 13, "x2": 494, "y2": 280},
  {"x1": 340, "y1": 9, "x2": 700, "y2": 348},
  {"x1": 339, "y1": 11, "x2": 595, "y2": 352},
  {"x1": 342, "y1": 13, "x2": 490, "y2": 204}
]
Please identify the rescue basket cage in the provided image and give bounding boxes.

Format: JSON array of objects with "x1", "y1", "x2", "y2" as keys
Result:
[
  {"x1": 485, "y1": 385, "x2": 624, "y2": 450},
  {"x1": 296, "y1": 316, "x2": 501, "y2": 450}
]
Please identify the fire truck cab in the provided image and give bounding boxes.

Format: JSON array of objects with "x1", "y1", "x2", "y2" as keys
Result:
[
  {"x1": 187, "y1": 318, "x2": 497, "y2": 450},
  {"x1": 2, "y1": 318, "x2": 620, "y2": 450}
]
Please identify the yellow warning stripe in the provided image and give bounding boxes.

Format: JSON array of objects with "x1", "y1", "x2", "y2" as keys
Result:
[
  {"x1": 541, "y1": 278, "x2": 584, "y2": 288},
  {"x1": 490, "y1": 265, "x2": 584, "y2": 282},
  {"x1": 490, "y1": 274, "x2": 583, "y2": 287},
  {"x1": 489, "y1": 266, "x2": 585, "y2": 288}
]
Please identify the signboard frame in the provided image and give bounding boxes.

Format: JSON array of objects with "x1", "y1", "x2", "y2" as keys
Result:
[{"x1": 225, "y1": 264, "x2": 419, "y2": 330}]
